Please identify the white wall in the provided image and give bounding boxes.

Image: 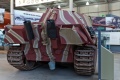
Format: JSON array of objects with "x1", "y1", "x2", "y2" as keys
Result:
[
  {"x1": 34, "y1": 2, "x2": 120, "y2": 17},
  {"x1": 79, "y1": 4, "x2": 108, "y2": 16},
  {"x1": 62, "y1": 4, "x2": 109, "y2": 17},
  {"x1": 109, "y1": 2, "x2": 120, "y2": 16},
  {"x1": 62, "y1": 7, "x2": 77, "y2": 12},
  {"x1": 34, "y1": 7, "x2": 77, "y2": 13},
  {"x1": 79, "y1": 2, "x2": 120, "y2": 17}
]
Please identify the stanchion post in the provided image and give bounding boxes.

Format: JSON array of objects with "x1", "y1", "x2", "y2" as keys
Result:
[{"x1": 98, "y1": 30, "x2": 101, "y2": 80}]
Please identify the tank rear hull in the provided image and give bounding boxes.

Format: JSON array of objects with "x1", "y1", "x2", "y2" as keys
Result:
[{"x1": 4, "y1": 9, "x2": 97, "y2": 75}]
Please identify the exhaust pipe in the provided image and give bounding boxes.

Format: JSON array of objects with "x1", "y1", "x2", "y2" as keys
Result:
[{"x1": 24, "y1": 20, "x2": 34, "y2": 40}]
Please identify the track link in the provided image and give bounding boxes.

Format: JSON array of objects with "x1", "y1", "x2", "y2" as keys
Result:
[
  {"x1": 7, "y1": 46, "x2": 37, "y2": 71},
  {"x1": 74, "y1": 46, "x2": 96, "y2": 75}
]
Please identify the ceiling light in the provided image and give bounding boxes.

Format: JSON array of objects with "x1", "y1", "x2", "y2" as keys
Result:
[
  {"x1": 37, "y1": 7, "x2": 40, "y2": 11},
  {"x1": 58, "y1": 5, "x2": 61, "y2": 8},
  {"x1": 86, "y1": 1, "x2": 89, "y2": 5}
]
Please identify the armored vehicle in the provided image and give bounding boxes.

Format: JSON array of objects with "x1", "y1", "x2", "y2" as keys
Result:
[{"x1": 4, "y1": 9, "x2": 98, "y2": 75}]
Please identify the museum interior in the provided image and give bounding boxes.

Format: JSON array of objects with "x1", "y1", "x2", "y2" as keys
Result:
[{"x1": 0, "y1": 0, "x2": 120, "y2": 80}]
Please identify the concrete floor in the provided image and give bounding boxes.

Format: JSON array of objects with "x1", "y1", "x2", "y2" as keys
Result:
[{"x1": 0, "y1": 52, "x2": 98, "y2": 80}]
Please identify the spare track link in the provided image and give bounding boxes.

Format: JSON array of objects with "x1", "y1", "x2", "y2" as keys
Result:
[
  {"x1": 7, "y1": 46, "x2": 36, "y2": 71},
  {"x1": 74, "y1": 46, "x2": 96, "y2": 75}
]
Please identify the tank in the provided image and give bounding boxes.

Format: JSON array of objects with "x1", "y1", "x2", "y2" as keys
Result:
[{"x1": 4, "y1": 8, "x2": 98, "y2": 75}]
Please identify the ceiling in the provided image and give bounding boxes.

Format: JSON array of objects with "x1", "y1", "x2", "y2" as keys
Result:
[{"x1": 0, "y1": 0, "x2": 120, "y2": 12}]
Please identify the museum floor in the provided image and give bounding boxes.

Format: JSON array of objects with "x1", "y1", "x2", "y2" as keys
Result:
[
  {"x1": 1, "y1": 51, "x2": 120, "y2": 80},
  {"x1": 0, "y1": 51, "x2": 98, "y2": 80}
]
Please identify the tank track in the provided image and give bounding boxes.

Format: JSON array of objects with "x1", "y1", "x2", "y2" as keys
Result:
[
  {"x1": 7, "y1": 46, "x2": 37, "y2": 71},
  {"x1": 74, "y1": 46, "x2": 96, "y2": 75}
]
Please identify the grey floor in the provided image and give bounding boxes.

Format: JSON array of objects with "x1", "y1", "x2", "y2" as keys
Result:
[{"x1": 0, "y1": 52, "x2": 98, "y2": 80}]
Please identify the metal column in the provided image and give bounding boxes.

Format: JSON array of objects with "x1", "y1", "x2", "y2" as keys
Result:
[
  {"x1": 69, "y1": 0, "x2": 73, "y2": 11},
  {"x1": 10, "y1": 0, "x2": 14, "y2": 25}
]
